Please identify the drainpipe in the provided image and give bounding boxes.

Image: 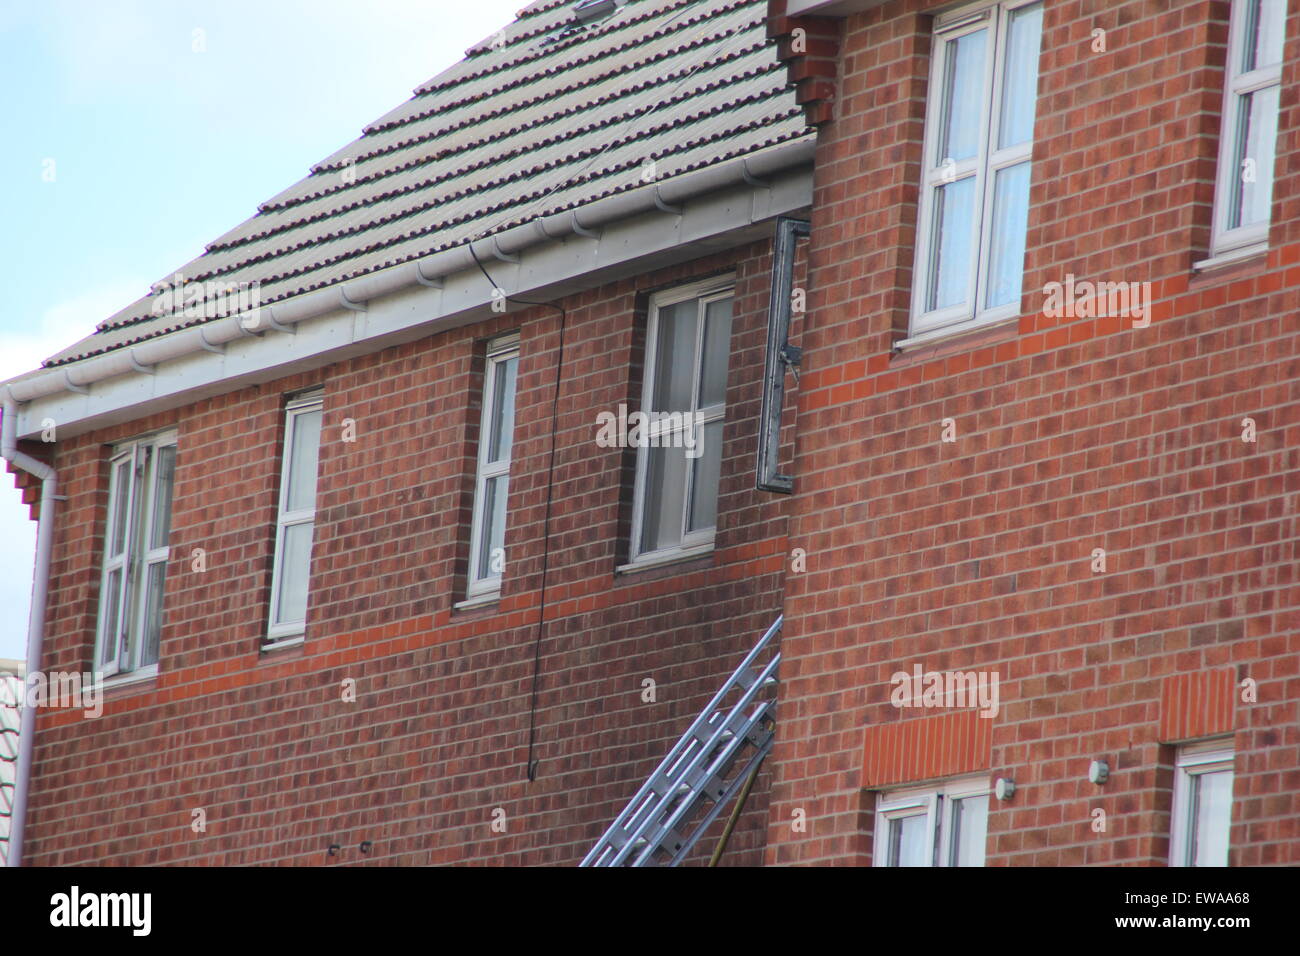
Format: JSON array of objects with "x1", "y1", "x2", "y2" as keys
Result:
[{"x1": 1, "y1": 392, "x2": 57, "y2": 867}]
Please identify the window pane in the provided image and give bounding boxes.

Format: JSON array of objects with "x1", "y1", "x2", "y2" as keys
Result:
[
  {"x1": 889, "y1": 813, "x2": 929, "y2": 867},
  {"x1": 487, "y1": 354, "x2": 518, "y2": 465},
  {"x1": 998, "y1": 3, "x2": 1043, "y2": 149},
  {"x1": 697, "y1": 298, "x2": 733, "y2": 409},
  {"x1": 285, "y1": 407, "x2": 322, "y2": 513},
  {"x1": 938, "y1": 28, "x2": 987, "y2": 163},
  {"x1": 1191, "y1": 769, "x2": 1233, "y2": 866},
  {"x1": 101, "y1": 568, "x2": 123, "y2": 668},
  {"x1": 1245, "y1": 0, "x2": 1286, "y2": 71},
  {"x1": 640, "y1": 444, "x2": 688, "y2": 553},
  {"x1": 927, "y1": 176, "x2": 976, "y2": 312},
  {"x1": 110, "y1": 458, "x2": 132, "y2": 557},
  {"x1": 275, "y1": 521, "x2": 314, "y2": 625},
  {"x1": 950, "y1": 794, "x2": 988, "y2": 866},
  {"x1": 1230, "y1": 85, "x2": 1279, "y2": 230},
  {"x1": 476, "y1": 475, "x2": 508, "y2": 581},
  {"x1": 149, "y1": 445, "x2": 177, "y2": 550},
  {"x1": 985, "y1": 161, "x2": 1032, "y2": 309},
  {"x1": 140, "y1": 560, "x2": 166, "y2": 667},
  {"x1": 687, "y1": 420, "x2": 723, "y2": 533},
  {"x1": 650, "y1": 301, "x2": 698, "y2": 414}
]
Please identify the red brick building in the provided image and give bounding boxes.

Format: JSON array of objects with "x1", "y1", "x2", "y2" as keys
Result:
[
  {"x1": 765, "y1": 0, "x2": 1299, "y2": 866},
  {"x1": 3, "y1": 0, "x2": 1297, "y2": 868}
]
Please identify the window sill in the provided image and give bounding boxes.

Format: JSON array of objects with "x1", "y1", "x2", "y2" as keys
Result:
[
  {"x1": 1193, "y1": 242, "x2": 1268, "y2": 273},
  {"x1": 616, "y1": 544, "x2": 714, "y2": 576},
  {"x1": 891, "y1": 315, "x2": 1020, "y2": 364},
  {"x1": 262, "y1": 634, "x2": 304, "y2": 653},
  {"x1": 98, "y1": 667, "x2": 159, "y2": 699},
  {"x1": 454, "y1": 592, "x2": 501, "y2": 612},
  {"x1": 893, "y1": 313, "x2": 1018, "y2": 352}
]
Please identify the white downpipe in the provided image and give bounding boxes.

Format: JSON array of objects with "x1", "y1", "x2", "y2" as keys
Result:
[{"x1": 1, "y1": 393, "x2": 56, "y2": 867}]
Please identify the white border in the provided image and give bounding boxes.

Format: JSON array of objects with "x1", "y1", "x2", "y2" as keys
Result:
[
  {"x1": 910, "y1": 0, "x2": 1042, "y2": 338},
  {"x1": 1169, "y1": 739, "x2": 1234, "y2": 867},
  {"x1": 266, "y1": 390, "x2": 323, "y2": 643},
  {"x1": 94, "y1": 429, "x2": 177, "y2": 680},
  {"x1": 1210, "y1": 0, "x2": 1283, "y2": 257},
  {"x1": 626, "y1": 275, "x2": 735, "y2": 567},
  {"x1": 466, "y1": 334, "x2": 520, "y2": 599},
  {"x1": 873, "y1": 773, "x2": 990, "y2": 867}
]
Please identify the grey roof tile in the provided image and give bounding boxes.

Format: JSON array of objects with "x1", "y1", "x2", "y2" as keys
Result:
[{"x1": 44, "y1": 0, "x2": 812, "y2": 368}]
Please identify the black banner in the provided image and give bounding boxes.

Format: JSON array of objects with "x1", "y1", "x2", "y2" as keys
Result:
[{"x1": 0, "y1": 864, "x2": 1283, "y2": 942}]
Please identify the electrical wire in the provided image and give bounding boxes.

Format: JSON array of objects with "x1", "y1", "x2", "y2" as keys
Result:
[
  {"x1": 468, "y1": 242, "x2": 565, "y2": 783},
  {"x1": 457, "y1": 1, "x2": 752, "y2": 785}
]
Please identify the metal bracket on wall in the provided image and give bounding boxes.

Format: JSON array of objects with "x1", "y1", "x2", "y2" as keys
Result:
[{"x1": 756, "y1": 216, "x2": 810, "y2": 494}]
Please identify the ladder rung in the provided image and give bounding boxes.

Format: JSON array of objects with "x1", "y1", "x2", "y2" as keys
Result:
[{"x1": 580, "y1": 617, "x2": 784, "y2": 866}]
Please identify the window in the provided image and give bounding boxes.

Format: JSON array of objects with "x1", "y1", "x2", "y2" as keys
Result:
[
  {"x1": 628, "y1": 278, "x2": 734, "y2": 566},
  {"x1": 874, "y1": 776, "x2": 989, "y2": 867},
  {"x1": 911, "y1": 0, "x2": 1044, "y2": 339},
  {"x1": 94, "y1": 431, "x2": 177, "y2": 679},
  {"x1": 1170, "y1": 742, "x2": 1234, "y2": 867},
  {"x1": 1211, "y1": 0, "x2": 1284, "y2": 259},
  {"x1": 267, "y1": 391, "x2": 323, "y2": 642},
  {"x1": 467, "y1": 335, "x2": 519, "y2": 599}
]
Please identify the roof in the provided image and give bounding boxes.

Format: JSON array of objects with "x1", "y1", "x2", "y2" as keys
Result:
[{"x1": 39, "y1": 0, "x2": 812, "y2": 370}]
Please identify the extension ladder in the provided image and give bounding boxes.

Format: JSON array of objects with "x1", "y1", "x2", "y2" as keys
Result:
[{"x1": 581, "y1": 615, "x2": 782, "y2": 867}]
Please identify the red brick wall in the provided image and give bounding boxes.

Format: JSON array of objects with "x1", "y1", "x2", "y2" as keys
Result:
[
  {"x1": 26, "y1": 240, "x2": 793, "y2": 865},
  {"x1": 766, "y1": 0, "x2": 1300, "y2": 866}
]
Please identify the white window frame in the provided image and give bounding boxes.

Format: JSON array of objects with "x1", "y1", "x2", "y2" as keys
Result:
[
  {"x1": 627, "y1": 276, "x2": 735, "y2": 568},
  {"x1": 266, "y1": 391, "x2": 324, "y2": 643},
  {"x1": 94, "y1": 429, "x2": 178, "y2": 681},
  {"x1": 1170, "y1": 740, "x2": 1235, "y2": 867},
  {"x1": 909, "y1": 0, "x2": 1043, "y2": 342},
  {"x1": 466, "y1": 334, "x2": 520, "y2": 600},
  {"x1": 873, "y1": 774, "x2": 990, "y2": 867},
  {"x1": 1209, "y1": 0, "x2": 1284, "y2": 260}
]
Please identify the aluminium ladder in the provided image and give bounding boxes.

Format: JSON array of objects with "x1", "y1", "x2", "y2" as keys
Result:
[
  {"x1": 0, "y1": 672, "x2": 19, "y2": 865},
  {"x1": 581, "y1": 615, "x2": 782, "y2": 867}
]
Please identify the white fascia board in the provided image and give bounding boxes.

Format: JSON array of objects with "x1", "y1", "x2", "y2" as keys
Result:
[
  {"x1": 14, "y1": 166, "x2": 812, "y2": 440},
  {"x1": 786, "y1": 0, "x2": 887, "y2": 15}
]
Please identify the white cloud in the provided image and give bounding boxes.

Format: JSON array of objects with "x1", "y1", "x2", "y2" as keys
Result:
[
  {"x1": 0, "y1": 279, "x2": 146, "y2": 383},
  {"x1": 46, "y1": 0, "x2": 168, "y2": 105},
  {"x1": 43, "y1": 0, "x2": 525, "y2": 108}
]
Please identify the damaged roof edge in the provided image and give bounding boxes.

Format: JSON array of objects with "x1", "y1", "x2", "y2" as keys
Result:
[{"x1": 3, "y1": 137, "x2": 815, "y2": 438}]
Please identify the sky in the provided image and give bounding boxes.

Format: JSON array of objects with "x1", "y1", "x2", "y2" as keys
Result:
[{"x1": 0, "y1": 0, "x2": 528, "y2": 659}]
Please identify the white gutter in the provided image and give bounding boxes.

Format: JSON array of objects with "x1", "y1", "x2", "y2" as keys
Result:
[
  {"x1": 784, "y1": 0, "x2": 886, "y2": 15},
  {"x1": 1, "y1": 394, "x2": 56, "y2": 867},
  {"x1": 4, "y1": 140, "x2": 816, "y2": 406}
]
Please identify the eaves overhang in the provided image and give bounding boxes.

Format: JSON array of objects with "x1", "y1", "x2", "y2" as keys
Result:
[
  {"x1": 2, "y1": 139, "x2": 814, "y2": 441},
  {"x1": 784, "y1": 0, "x2": 888, "y2": 15}
]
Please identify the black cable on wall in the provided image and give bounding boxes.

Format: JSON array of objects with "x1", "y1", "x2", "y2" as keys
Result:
[{"x1": 468, "y1": 242, "x2": 566, "y2": 784}]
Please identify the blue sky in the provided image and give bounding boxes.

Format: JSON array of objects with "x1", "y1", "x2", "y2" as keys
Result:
[{"x1": 0, "y1": 0, "x2": 526, "y2": 659}]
